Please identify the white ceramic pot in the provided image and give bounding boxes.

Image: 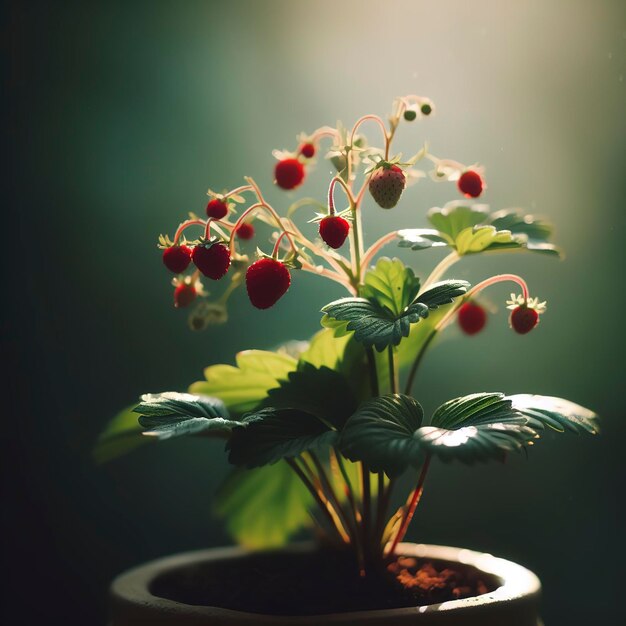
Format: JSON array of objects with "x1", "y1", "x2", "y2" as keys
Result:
[{"x1": 109, "y1": 542, "x2": 542, "y2": 626}]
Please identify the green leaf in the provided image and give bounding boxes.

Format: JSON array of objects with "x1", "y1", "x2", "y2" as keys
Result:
[
  {"x1": 322, "y1": 297, "x2": 427, "y2": 352},
  {"x1": 359, "y1": 257, "x2": 420, "y2": 316},
  {"x1": 215, "y1": 462, "x2": 313, "y2": 549},
  {"x1": 321, "y1": 280, "x2": 469, "y2": 352},
  {"x1": 489, "y1": 209, "x2": 556, "y2": 250},
  {"x1": 509, "y1": 394, "x2": 599, "y2": 434},
  {"x1": 415, "y1": 279, "x2": 471, "y2": 308},
  {"x1": 93, "y1": 404, "x2": 149, "y2": 464},
  {"x1": 428, "y1": 203, "x2": 491, "y2": 240},
  {"x1": 422, "y1": 202, "x2": 560, "y2": 257},
  {"x1": 397, "y1": 229, "x2": 449, "y2": 251},
  {"x1": 340, "y1": 394, "x2": 425, "y2": 478},
  {"x1": 264, "y1": 363, "x2": 358, "y2": 430},
  {"x1": 189, "y1": 350, "x2": 297, "y2": 415},
  {"x1": 227, "y1": 408, "x2": 337, "y2": 468},
  {"x1": 453, "y1": 225, "x2": 519, "y2": 255},
  {"x1": 417, "y1": 393, "x2": 537, "y2": 463},
  {"x1": 135, "y1": 392, "x2": 239, "y2": 440},
  {"x1": 300, "y1": 329, "x2": 369, "y2": 402}
]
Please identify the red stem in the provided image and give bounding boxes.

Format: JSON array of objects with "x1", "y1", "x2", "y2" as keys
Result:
[{"x1": 386, "y1": 455, "x2": 431, "y2": 557}]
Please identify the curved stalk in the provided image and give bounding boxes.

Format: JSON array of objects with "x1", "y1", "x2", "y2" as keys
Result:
[
  {"x1": 386, "y1": 455, "x2": 431, "y2": 557},
  {"x1": 361, "y1": 231, "x2": 399, "y2": 272}
]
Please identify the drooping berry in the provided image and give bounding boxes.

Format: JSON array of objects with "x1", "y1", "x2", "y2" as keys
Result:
[
  {"x1": 368, "y1": 164, "x2": 406, "y2": 209},
  {"x1": 173, "y1": 283, "x2": 196, "y2": 308},
  {"x1": 206, "y1": 198, "x2": 229, "y2": 219},
  {"x1": 403, "y1": 109, "x2": 417, "y2": 121},
  {"x1": 162, "y1": 245, "x2": 192, "y2": 274},
  {"x1": 457, "y1": 170, "x2": 484, "y2": 198},
  {"x1": 275, "y1": 158, "x2": 305, "y2": 190},
  {"x1": 420, "y1": 103, "x2": 432, "y2": 116},
  {"x1": 457, "y1": 301, "x2": 487, "y2": 335},
  {"x1": 235, "y1": 222, "x2": 255, "y2": 240},
  {"x1": 299, "y1": 143, "x2": 316, "y2": 159},
  {"x1": 319, "y1": 216, "x2": 350, "y2": 249},
  {"x1": 192, "y1": 241, "x2": 231, "y2": 280},
  {"x1": 246, "y1": 258, "x2": 291, "y2": 309},
  {"x1": 510, "y1": 305, "x2": 539, "y2": 334}
]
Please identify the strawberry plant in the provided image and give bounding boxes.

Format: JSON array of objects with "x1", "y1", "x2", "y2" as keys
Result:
[{"x1": 97, "y1": 95, "x2": 598, "y2": 577}]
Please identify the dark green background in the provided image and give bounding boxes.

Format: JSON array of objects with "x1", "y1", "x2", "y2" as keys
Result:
[{"x1": 4, "y1": 1, "x2": 624, "y2": 624}]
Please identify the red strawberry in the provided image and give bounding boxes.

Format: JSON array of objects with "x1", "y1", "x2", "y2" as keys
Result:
[
  {"x1": 162, "y1": 245, "x2": 192, "y2": 274},
  {"x1": 275, "y1": 158, "x2": 305, "y2": 190},
  {"x1": 192, "y1": 241, "x2": 231, "y2": 280},
  {"x1": 235, "y1": 223, "x2": 255, "y2": 240},
  {"x1": 368, "y1": 164, "x2": 406, "y2": 209},
  {"x1": 509, "y1": 305, "x2": 539, "y2": 334},
  {"x1": 319, "y1": 216, "x2": 350, "y2": 249},
  {"x1": 206, "y1": 198, "x2": 229, "y2": 219},
  {"x1": 299, "y1": 143, "x2": 316, "y2": 159},
  {"x1": 173, "y1": 283, "x2": 196, "y2": 308},
  {"x1": 457, "y1": 301, "x2": 487, "y2": 335},
  {"x1": 246, "y1": 258, "x2": 291, "y2": 309},
  {"x1": 457, "y1": 170, "x2": 484, "y2": 198}
]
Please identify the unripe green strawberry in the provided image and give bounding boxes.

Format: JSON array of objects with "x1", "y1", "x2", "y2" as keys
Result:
[{"x1": 368, "y1": 164, "x2": 406, "y2": 209}]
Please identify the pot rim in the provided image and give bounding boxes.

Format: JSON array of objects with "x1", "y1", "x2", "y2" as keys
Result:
[{"x1": 110, "y1": 542, "x2": 541, "y2": 624}]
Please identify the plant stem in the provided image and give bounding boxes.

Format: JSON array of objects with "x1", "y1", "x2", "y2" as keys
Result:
[
  {"x1": 421, "y1": 251, "x2": 459, "y2": 292},
  {"x1": 365, "y1": 347, "x2": 379, "y2": 397},
  {"x1": 286, "y1": 457, "x2": 346, "y2": 544},
  {"x1": 388, "y1": 345, "x2": 397, "y2": 395},
  {"x1": 404, "y1": 328, "x2": 437, "y2": 395},
  {"x1": 360, "y1": 231, "x2": 399, "y2": 272},
  {"x1": 309, "y1": 451, "x2": 353, "y2": 543},
  {"x1": 386, "y1": 455, "x2": 431, "y2": 557}
]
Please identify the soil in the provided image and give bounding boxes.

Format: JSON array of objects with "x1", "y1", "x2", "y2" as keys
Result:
[{"x1": 150, "y1": 548, "x2": 499, "y2": 615}]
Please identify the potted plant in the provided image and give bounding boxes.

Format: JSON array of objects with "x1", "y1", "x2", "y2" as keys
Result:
[{"x1": 98, "y1": 95, "x2": 598, "y2": 625}]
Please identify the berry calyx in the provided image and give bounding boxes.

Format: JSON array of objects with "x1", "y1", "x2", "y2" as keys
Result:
[
  {"x1": 299, "y1": 143, "x2": 316, "y2": 159},
  {"x1": 246, "y1": 258, "x2": 291, "y2": 309},
  {"x1": 192, "y1": 241, "x2": 231, "y2": 280},
  {"x1": 457, "y1": 301, "x2": 487, "y2": 335},
  {"x1": 173, "y1": 283, "x2": 196, "y2": 308},
  {"x1": 206, "y1": 198, "x2": 229, "y2": 219},
  {"x1": 509, "y1": 305, "x2": 539, "y2": 334},
  {"x1": 319, "y1": 216, "x2": 350, "y2": 249},
  {"x1": 275, "y1": 158, "x2": 305, "y2": 190},
  {"x1": 368, "y1": 163, "x2": 406, "y2": 209},
  {"x1": 457, "y1": 170, "x2": 484, "y2": 198},
  {"x1": 235, "y1": 222, "x2": 255, "y2": 240},
  {"x1": 162, "y1": 245, "x2": 192, "y2": 274}
]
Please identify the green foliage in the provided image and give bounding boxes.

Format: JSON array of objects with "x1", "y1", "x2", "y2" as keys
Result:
[
  {"x1": 135, "y1": 392, "x2": 239, "y2": 440},
  {"x1": 418, "y1": 393, "x2": 538, "y2": 464},
  {"x1": 189, "y1": 350, "x2": 297, "y2": 415},
  {"x1": 227, "y1": 408, "x2": 337, "y2": 468},
  {"x1": 93, "y1": 404, "x2": 148, "y2": 464},
  {"x1": 215, "y1": 462, "x2": 313, "y2": 549},
  {"x1": 398, "y1": 202, "x2": 560, "y2": 257},
  {"x1": 340, "y1": 394, "x2": 424, "y2": 478},
  {"x1": 359, "y1": 257, "x2": 420, "y2": 316},
  {"x1": 321, "y1": 280, "x2": 469, "y2": 352},
  {"x1": 265, "y1": 363, "x2": 358, "y2": 430},
  {"x1": 510, "y1": 394, "x2": 599, "y2": 434}
]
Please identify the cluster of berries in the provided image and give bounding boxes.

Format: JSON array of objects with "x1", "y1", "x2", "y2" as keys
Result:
[
  {"x1": 457, "y1": 298, "x2": 543, "y2": 336},
  {"x1": 158, "y1": 95, "x2": 538, "y2": 340},
  {"x1": 162, "y1": 196, "x2": 290, "y2": 311}
]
